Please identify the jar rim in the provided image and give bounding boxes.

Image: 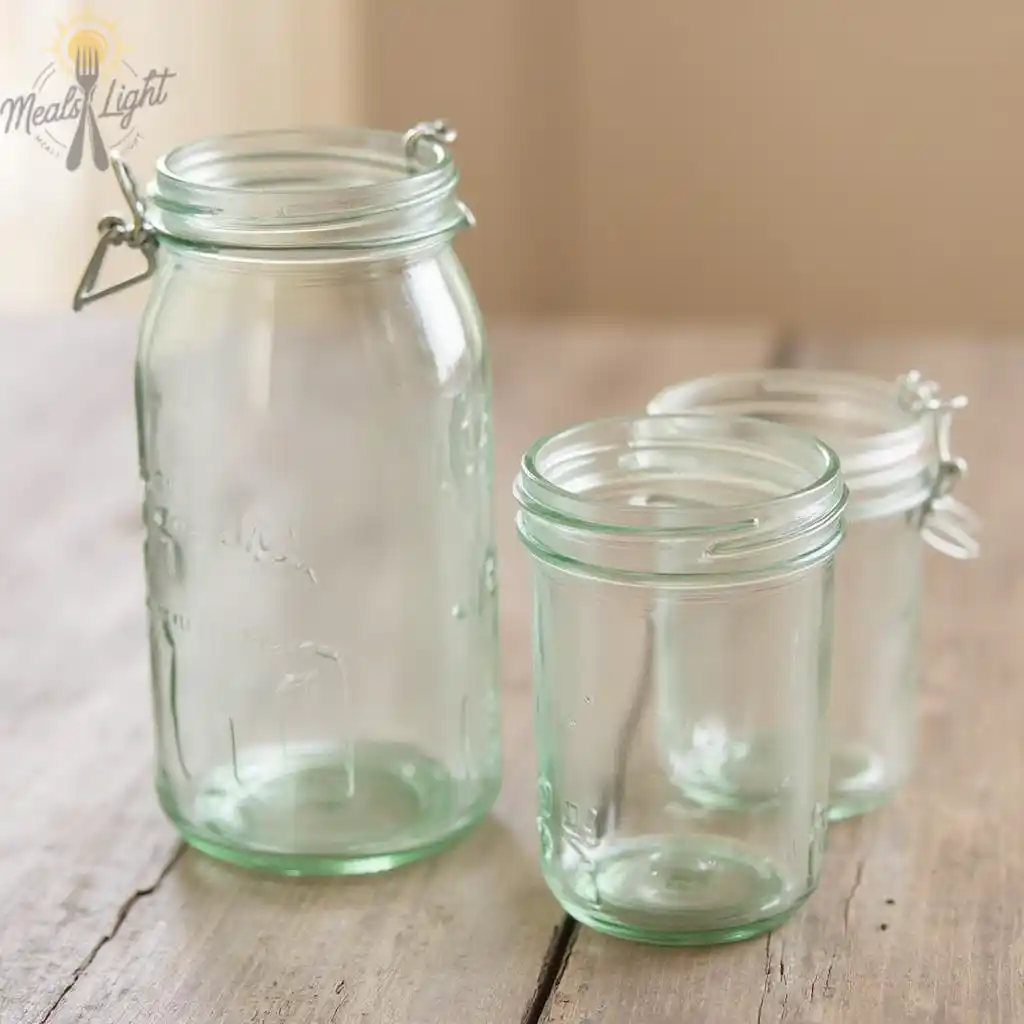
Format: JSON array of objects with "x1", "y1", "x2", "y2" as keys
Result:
[
  {"x1": 514, "y1": 414, "x2": 847, "y2": 580},
  {"x1": 647, "y1": 369, "x2": 936, "y2": 519},
  {"x1": 145, "y1": 126, "x2": 469, "y2": 250}
]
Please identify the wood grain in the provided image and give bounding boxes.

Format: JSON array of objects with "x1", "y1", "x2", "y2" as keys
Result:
[
  {"x1": 1, "y1": 315, "x2": 772, "y2": 1023},
  {"x1": 547, "y1": 336, "x2": 1024, "y2": 1024},
  {"x1": 0, "y1": 315, "x2": 180, "y2": 1024}
]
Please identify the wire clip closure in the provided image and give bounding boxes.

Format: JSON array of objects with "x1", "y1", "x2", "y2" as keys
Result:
[
  {"x1": 897, "y1": 370, "x2": 980, "y2": 559},
  {"x1": 402, "y1": 119, "x2": 476, "y2": 230},
  {"x1": 72, "y1": 153, "x2": 157, "y2": 311}
]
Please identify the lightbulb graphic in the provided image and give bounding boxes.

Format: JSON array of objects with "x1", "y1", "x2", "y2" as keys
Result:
[{"x1": 48, "y1": 12, "x2": 126, "y2": 78}]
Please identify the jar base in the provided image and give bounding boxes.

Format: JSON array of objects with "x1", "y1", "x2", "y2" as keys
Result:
[
  {"x1": 158, "y1": 740, "x2": 498, "y2": 875},
  {"x1": 827, "y1": 746, "x2": 898, "y2": 821},
  {"x1": 663, "y1": 735, "x2": 796, "y2": 811},
  {"x1": 662, "y1": 738, "x2": 899, "y2": 822},
  {"x1": 546, "y1": 836, "x2": 809, "y2": 946}
]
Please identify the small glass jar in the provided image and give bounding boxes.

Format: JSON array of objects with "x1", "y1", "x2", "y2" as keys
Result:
[
  {"x1": 649, "y1": 370, "x2": 977, "y2": 820},
  {"x1": 72, "y1": 123, "x2": 502, "y2": 874},
  {"x1": 514, "y1": 415, "x2": 846, "y2": 945}
]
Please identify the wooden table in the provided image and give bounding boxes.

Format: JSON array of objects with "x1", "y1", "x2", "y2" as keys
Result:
[{"x1": 2, "y1": 316, "x2": 1021, "y2": 1023}]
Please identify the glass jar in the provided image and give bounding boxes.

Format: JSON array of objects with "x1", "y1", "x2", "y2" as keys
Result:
[
  {"x1": 648, "y1": 370, "x2": 977, "y2": 820},
  {"x1": 72, "y1": 123, "x2": 502, "y2": 874},
  {"x1": 514, "y1": 415, "x2": 846, "y2": 945}
]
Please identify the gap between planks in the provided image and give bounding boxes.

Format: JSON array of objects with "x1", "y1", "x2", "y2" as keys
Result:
[{"x1": 33, "y1": 844, "x2": 186, "y2": 1024}]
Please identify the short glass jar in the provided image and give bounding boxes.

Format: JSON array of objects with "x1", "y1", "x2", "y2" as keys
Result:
[
  {"x1": 514, "y1": 414, "x2": 846, "y2": 945},
  {"x1": 73, "y1": 123, "x2": 502, "y2": 874},
  {"x1": 649, "y1": 370, "x2": 977, "y2": 820}
]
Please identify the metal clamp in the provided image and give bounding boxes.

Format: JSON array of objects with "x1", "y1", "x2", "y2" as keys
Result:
[
  {"x1": 897, "y1": 370, "x2": 980, "y2": 559},
  {"x1": 72, "y1": 152, "x2": 158, "y2": 311},
  {"x1": 402, "y1": 119, "x2": 476, "y2": 229},
  {"x1": 403, "y1": 119, "x2": 458, "y2": 161}
]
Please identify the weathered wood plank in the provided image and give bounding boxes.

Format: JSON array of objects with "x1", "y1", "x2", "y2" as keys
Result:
[
  {"x1": 547, "y1": 336, "x2": 1024, "y2": 1024},
  {"x1": 38, "y1": 688, "x2": 559, "y2": 1024},
  {"x1": 0, "y1": 315, "x2": 180, "y2": 1024},
  {"x1": 3, "y1": 317, "x2": 772, "y2": 1024}
]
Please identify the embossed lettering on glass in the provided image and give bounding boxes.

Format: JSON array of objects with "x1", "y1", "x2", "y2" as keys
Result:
[
  {"x1": 649, "y1": 370, "x2": 978, "y2": 820},
  {"x1": 73, "y1": 123, "x2": 501, "y2": 874},
  {"x1": 515, "y1": 415, "x2": 846, "y2": 945}
]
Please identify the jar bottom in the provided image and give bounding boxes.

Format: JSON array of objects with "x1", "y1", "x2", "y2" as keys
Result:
[
  {"x1": 663, "y1": 734, "x2": 898, "y2": 822},
  {"x1": 827, "y1": 745, "x2": 898, "y2": 821},
  {"x1": 546, "y1": 836, "x2": 808, "y2": 946},
  {"x1": 661, "y1": 733, "x2": 798, "y2": 812},
  {"x1": 158, "y1": 740, "x2": 498, "y2": 875}
]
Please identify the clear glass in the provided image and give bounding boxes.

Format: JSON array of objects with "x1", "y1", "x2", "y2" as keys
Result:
[
  {"x1": 135, "y1": 129, "x2": 501, "y2": 875},
  {"x1": 515, "y1": 415, "x2": 845, "y2": 945},
  {"x1": 648, "y1": 370, "x2": 943, "y2": 820},
  {"x1": 827, "y1": 512, "x2": 922, "y2": 816}
]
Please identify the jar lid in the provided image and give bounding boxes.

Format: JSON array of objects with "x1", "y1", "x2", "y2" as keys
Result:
[
  {"x1": 648, "y1": 369, "x2": 965, "y2": 526},
  {"x1": 514, "y1": 414, "x2": 847, "y2": 583}
]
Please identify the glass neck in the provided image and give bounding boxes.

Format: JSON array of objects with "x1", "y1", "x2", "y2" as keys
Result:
[
  {"x1": 648, "y1": 369, "x2": 937, "y2": 519},
  {"x1": 514, "y1": 415, "x2": 846, "y2": 580},
  {"x1": 145, "y1": 128, "x2": 470, "y2": 252}
]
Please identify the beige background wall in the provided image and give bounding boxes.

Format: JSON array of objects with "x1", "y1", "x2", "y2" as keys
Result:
[
  {"x1": 573, "y1": 3, "x2": 1024, "y2": 331},
  {"x1": 370, "y1": 0, "x2": 1024, "y2": 331},
  {"x1": 5, "y1": 0, "x2": 1024, "y2": 331}
]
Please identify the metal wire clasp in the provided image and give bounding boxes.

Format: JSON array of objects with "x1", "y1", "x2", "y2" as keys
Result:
[
  {"x1": 402, "y1": 119, "x2": 476, "y2": 230},
  {"x1": 72, "y1": 153, "x2": 157, "y2": 311},
  {"x1": 897, "y1": 369, "x2": 980, "y2": 559}
]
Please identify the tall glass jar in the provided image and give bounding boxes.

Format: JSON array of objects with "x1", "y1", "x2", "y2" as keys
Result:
[
  {"x1": 514, "y1": 415, "x2": 846, "y2": 945},
  {"x1": 73, "y1": 124, "x2": 502, "y2": 874},
  {"x1": 649, "y1": 370, "x2": 977, "y2": 820}
]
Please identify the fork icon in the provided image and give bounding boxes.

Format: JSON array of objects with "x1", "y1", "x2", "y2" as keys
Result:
[{"x1": 66, "y1": 46, "x2": 109, "y2": 172}]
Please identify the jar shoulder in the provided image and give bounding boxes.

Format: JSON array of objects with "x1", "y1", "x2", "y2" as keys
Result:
[{"x1": 138, "y1": 246, "x2": 487, "y2": 386}]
